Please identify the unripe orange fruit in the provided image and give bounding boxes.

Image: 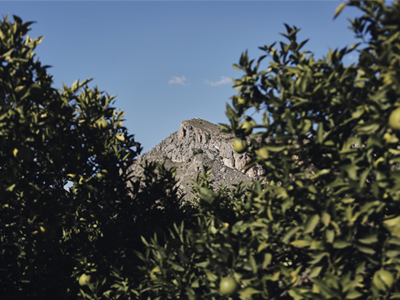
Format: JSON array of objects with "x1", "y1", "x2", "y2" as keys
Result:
[
  {"x1": 388, "y1": 108, "x2": 400, "y2": 131},
  {"x1": 257, "y1": 147, "x2": 269, "y2": 159},
  {"x1": 241, "y1": 122, "x2": 252, "y2": 134},
  {"x1": 240, "y1": 120, "x2": 256, "y2": 134},
  {"x1": 79, "y1": 274, "x2": 91, "y2": 286},
  {"x1": 233, "y1": 138, "x2": 247, "y2": 153},
  {"x1": 219, "y1": 276, "x2": 238, "y2": 295}
]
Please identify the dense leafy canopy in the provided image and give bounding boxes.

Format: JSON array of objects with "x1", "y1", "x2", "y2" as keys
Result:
[
  {"x1": 1, "y1": 0, "x2": 400, "y2": 299},
  {"x1": 137, "y1": 1, "x2": 400, "y2": 299},
  {"x1": 0, "y1": 14, "x2": 187, "y2": 299}
]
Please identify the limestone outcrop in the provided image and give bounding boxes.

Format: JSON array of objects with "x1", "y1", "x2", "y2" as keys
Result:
[{"x1": 127, "y1": 118, "x2": 265, "y2": 199}]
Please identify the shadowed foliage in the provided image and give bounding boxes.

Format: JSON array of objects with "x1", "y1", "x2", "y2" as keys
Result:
[{"x1": 2, "y1": 1, "x2": 400, "y2": 299}]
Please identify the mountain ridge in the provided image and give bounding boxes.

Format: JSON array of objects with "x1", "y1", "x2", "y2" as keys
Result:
[{"x1": 127, "y1": 118, "x2": 265, "y2": 200}]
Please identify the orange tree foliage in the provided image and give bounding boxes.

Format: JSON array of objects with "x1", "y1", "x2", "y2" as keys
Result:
[
  {"x1": 0, "y1": 15, "x2": 187, "y2": 299},
  {"x1": 134, "y1": 1, "x2": 400, "y2": 300},
  {"x1": 2, "y1": 1, "x2": 400, "y2": 299}
]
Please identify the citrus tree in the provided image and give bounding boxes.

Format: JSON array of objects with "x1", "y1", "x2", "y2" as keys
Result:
[
  {"x1": 134, "y1": 1, "x2": 400, "y2": 299},
  {"x1": 0, "y1": 15, "x2": 188, "y2": 299}
]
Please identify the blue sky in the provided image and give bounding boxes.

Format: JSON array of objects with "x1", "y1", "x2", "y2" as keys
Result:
[{"x1": 2, "y1": 1, "x2": 366, "y2": 153}]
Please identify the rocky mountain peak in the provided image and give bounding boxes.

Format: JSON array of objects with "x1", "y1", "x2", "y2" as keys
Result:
[{"x1": 128, "y1": 118, "x2": 265, "y2": 199}]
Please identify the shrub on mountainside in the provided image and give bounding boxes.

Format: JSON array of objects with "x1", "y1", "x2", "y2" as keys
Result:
[{"x1": 134, "y1": 1, "x2": 400, "y2": 299}]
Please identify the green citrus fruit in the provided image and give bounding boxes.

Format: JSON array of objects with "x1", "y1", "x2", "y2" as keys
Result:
[
  {"x1": 150, "y1": 266, "x2": 161, "y2": 281},
  {"x1": 79, "y1": 274, "x2": 91, "y2": 286},
  {"x1": 257, "y1": 147, "x2": 269, "y2": 159},
  {"x1": 219, "y1": 276, "x2": 238, "y2": 295},
  {"x1": 240, "y1": 121, "x2": 254, "y2": 134},
  {"x1": 388, "y1": 108, "x2": 400, "y2": 131},
  {"x1": 233, "y1": 139, "x2": 247, "y2": 153}
]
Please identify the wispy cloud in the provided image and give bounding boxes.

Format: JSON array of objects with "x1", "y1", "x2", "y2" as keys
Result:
[
  {"x1": 204, "y1": 76, "x2": 232, "y2": 86},
  {"x1": 347, "y1": 54, "x2": 358, "y2": 61},
  {"x1": 168, "y1": 76, "x2": 188, "y2": 85}
]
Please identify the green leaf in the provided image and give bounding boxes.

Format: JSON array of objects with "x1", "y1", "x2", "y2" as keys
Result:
[
  {"x1": 322, "y1": 212, "x2": 331, "y2": 227},
  {"x1": 358, "y1": 233, "x2": 378, "y2": 244},
  {"x1": 262, "y1": 253, "x2": 272, "y2": 268},
  {"x1": 0, "y1": 48, "x2": 14, "y2": 59},
  {"x1": 225, "y1": 103, "x2": 238, "y2": 124},
  {"x1": 265, "y1": 145, "x2": 286, "y2": 152},
  {"x1": 310, "y1": 240, "x2": 324, "y2": 250},
  {"x1": 309, "y1": 252, "x2": 328, "y2": 264},
  {"x1": 347, "y1": 42, "x2": 360, "y2": 52},
  {"x1": 390, "y1": 292, "x2": 400, "y2": 299},
  {"x1": 326, "y1": 229, "x2": 335, "y2": 244},
  {"x1": 141, "y1": 236, "x2": 149, "y2": 247},
  {"x1": 351, "y1": 106, "x2": 365, "y2": 119},
  {"x1": 346, "y1": 289, "x2": 362, "y2": 299},
  {"x1": 195, "y1": 261, "x2": 209, "y2": 268},
  {"x1": 238, "y1": 287, "x2": 262, "y2": 297},
  {"x1": 386, "y1": 250, "x2": 400, "y2": 258},
  {"x1": 290, "y1": 240, "x2": 311, "y2": 248},
  {"x1": 204, "y1": 270, "x2": 218, "y2": 282},
  {"x1": 356, "y1": 123, "x2": 380, "y2": 134},
  {"x1": 311, "y1": 169, "x2": 331, "y2": 180},
  {"x1": 133, "y1": 250, "x2": 146, "y2": 262},
  {"x1": 313, "y1": 278, "x2": 334, "y2": 296},
  {"x1": 71, "y1": 79, "x2": 79, "y2": 92},
  {"x1": 304, "y1": 214, "x2": 320, "y2": 234},
  {"x1": 284, "y1": 66, "x2": 301, "y2": 74},
  {"x1": 359, "y1": 167, "x2": 371, "y2": 189},
  {"x1": 355, "y1": 244, "x2": 375, "y2": 255},
  {"x1": 317, "y1": 122, "x2": 324, "y2": 143},
  {"x1": 258, "y1": 242, "x2": 269, "y2": 253},
  {"x1": 389, "y1": 237, "x2": 400, "y2": 245},
  {"x1": 169, "y1": 262, "x2": 185, "y2": 272},
  {"x1": 334, "y1": 2, "x2": 347, "y2": 19},
  {"x1": 233, "y1": 63, "x2": 244, "y2": 71},
  {"x1": 309, "y1": 266, "x2": 323, "y2": 278},
  {"x1": 249, "y1": 253, "x2": 257, "y2": 274},
  {"x1": 283, "y1": 226, "x2": 301, "y2": 244},
  {"x1": 384, "y1": 216, "x2": 400, "y2": 238},
  {"x1": 333, "y1": 240, "x2": 351, "y2": 249},
  {"x1": 288, "y1": 288, "x2": 306, "y2": 300},
  {"x1": 308, "y1": 185, "x2": 318, "y2": 194},
  {"x1": 341, "y1": 163, "x2": 358, "y2": 180}
]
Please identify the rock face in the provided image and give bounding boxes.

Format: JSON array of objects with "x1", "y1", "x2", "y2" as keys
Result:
[{"x1": 128, "y1": 118, "x2": 265, "y2": 199}]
